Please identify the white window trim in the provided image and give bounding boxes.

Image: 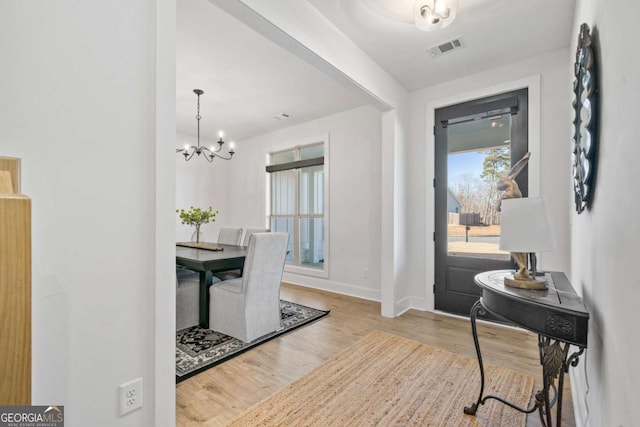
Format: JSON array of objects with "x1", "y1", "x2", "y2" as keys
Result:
[{"x1": 267, "y1": 134, "x2": 330, "y2": 279}]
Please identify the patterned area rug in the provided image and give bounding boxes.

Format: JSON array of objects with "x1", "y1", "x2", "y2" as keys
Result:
[{"x1": 176, "y1": 300, "x2": 329, "y2": 382}]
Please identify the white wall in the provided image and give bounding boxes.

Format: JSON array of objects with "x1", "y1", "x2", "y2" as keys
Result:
[
  {"x1": 570, "y1": 1, "x2": 640, "y2": 425},
  {"x1": 391, "y1": 101, "x2": 413, "y2": 314},
  {"x1": 407, "y1": 48, "x2": 572, "y2": 310},
  {"x1": 213, "y1": 105, "x2": 383, "y2": 300},
  {"x1": 209, "y1": 0, "x2": 410, "y2": 317},
  {"x1": 175, "y1": 133, "x2": 231, "y2": 242},
  {"x1": 155, "y1": 0, "x2": 179, "y2": 424},
  {"x1": 0, "y1": 1, "x2": 175, "y2": 426}
]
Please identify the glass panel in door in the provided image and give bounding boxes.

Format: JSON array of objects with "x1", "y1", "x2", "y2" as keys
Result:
[{"x1": 446, "y1": 109, "x2": 512, "y2": 261}]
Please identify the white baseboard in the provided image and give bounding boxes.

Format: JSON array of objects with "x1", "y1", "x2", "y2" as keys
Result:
[
  {"x1": 283, "y1": 275, "x2": 431, "y2": 318},
  {"x1": 395, "y1": 297, "x2": 412, "y2": 316},
  {"x1": 395, "y1": 296, "x2": 429, "y2": 315},
  {"x1": 282, "y1": 273, "x2": 381, "y2": 302},
  {"x1": 570, "y1": 362, "x2": 589, "y2": 427}
]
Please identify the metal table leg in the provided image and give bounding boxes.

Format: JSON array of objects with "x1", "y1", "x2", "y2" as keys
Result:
[
  {"x1": 537, "y1": 336, "x2": 585, "y2": 427},
  {"x1": 464, "y1": 300, "x2": 586, "y2": 427},
  {"x1": 464, "y1": 300, "x2": 540, "y2": 418}
]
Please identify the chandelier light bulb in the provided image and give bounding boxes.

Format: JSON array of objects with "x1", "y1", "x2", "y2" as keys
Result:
[
  {"x1": 426, "y1": 9, "x2": 437, "y2": 24},
  {"x1": 434, "y1": 0, "x2": 448, "y2": 15},
  {"x1": 414, "y1": 0, "x2": 458, "y2": 31}
]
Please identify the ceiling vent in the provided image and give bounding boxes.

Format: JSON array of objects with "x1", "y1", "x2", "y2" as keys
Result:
[
  {"x1": 427, "y1": 37, "x2": 464, "y2": 58},
  {"x1": 273, "y1": 112, "x2": 293, "y2": 120}
]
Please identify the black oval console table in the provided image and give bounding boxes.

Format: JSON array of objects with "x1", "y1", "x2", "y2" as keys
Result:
[{"x1": 463, "y1": 270, "x2": 589, "y2": 427}]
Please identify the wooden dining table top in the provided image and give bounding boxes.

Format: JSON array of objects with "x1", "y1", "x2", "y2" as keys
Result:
[{"x1": 175, "y1": 243, "x2": 246, "y2": 273}]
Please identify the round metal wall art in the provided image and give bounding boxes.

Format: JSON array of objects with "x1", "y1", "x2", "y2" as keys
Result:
[{"x1": 572, "y1": 23, "x2": 598, "y2": 214}]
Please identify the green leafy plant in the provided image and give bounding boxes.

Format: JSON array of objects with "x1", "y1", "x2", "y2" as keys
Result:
[{"x1": 176, "y1": 206, "x2": 218, "y2": 243}]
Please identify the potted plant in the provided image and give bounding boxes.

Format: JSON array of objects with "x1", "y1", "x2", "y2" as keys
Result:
[{"x1": 176, "y1": 206, "x2": 218, "y2": 244}]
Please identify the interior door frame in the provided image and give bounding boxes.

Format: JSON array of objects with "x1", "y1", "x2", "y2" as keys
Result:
[{"x1": 424, "y1": 75, "x2": 541, "y2": 312}]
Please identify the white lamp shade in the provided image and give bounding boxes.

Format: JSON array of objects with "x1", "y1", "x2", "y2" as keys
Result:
[{"x1": 499, "y1": 197, "x2": 555, "y2": 253}]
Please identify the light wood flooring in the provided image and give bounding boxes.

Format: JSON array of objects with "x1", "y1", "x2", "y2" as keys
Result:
[{"x1": 176, "y1": 283, "x2": 575, "y2": 426}]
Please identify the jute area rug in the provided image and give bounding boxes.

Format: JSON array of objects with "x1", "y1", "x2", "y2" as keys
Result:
[{"x1": 228, "y1": 330, "x2": 533, "y2": 426}]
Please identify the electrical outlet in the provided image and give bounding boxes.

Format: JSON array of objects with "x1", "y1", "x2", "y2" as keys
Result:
[
  {"x1": 363, "y1": 268, "x2": 369, "y2": 278},
  {"x1": 119, "y1": 377, "x2": 143, "y2": 416}
]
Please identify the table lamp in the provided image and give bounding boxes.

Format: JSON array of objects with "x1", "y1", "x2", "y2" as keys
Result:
[{"x1": 499, "y1": 197, "x2": 555, "y2": 289}]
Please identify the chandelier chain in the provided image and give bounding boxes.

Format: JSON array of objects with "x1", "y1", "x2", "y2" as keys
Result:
[{"x1": 196, "y1": 92, "x2": 201, "y2": 148}]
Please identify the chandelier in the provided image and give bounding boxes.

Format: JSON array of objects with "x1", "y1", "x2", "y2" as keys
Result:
[
  {"x1": 177, "y1": 89, "x2": 235, "y2": 163},
  {"x1": 414, "y1": 0, "x2": 458, "y2": 31}
]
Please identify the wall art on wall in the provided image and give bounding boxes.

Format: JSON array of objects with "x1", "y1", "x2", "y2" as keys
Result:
[{"x1": 572, "y1": 23, "x2": 599, "y2": 214}]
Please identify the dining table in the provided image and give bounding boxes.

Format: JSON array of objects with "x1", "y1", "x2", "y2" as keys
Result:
[{"x1": 175, "y1": 242, "x2": 246, "y2": 328}]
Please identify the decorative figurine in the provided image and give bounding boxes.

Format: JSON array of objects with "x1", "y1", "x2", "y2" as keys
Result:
[{"x1": 497, "y1": 152, "x2": 530, "y2": 282}]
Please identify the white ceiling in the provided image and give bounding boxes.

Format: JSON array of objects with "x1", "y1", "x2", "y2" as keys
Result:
[
  {"x1": 177, "y1": 0, "x2": 576, "y2": 142},
  {"x1": 308, "y1": 0, "x2": 576, "y2": 91},
  {"x1": 176, "y1": 0, "x2": 366, "y2": 143}
]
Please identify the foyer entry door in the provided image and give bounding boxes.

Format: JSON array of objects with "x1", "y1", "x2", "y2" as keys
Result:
[{"x1": 434, "y1": 89, "x2": 528, "y2": 316}]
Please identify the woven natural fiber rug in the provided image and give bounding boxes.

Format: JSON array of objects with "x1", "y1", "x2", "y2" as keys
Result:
[{"x1": 228, "y1": 330, "x2": 533, "y2": 426}]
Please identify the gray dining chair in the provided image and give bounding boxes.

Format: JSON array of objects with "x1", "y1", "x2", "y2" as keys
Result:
[
  {"x1": 189, "y1": 227, "x2": 243, "y2": 289},
  {"x1": 217, "y1": 227, "x2": 243, "y2": 245},
  {"x1": 209, "y1": 232, "x2": 288, "y2": 342},
  {"x1": 214, "y1": 228, "x2": 271, "y2": 281},
  {"x1": 176, "y1": 267, "x2": 200, "y2": 330},
  {"x1": 242, "y1": 227, "x2": 270, "y2": 246}
]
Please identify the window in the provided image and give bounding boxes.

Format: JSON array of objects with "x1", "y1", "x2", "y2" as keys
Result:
[{"x1": 267, "y1": 142, "x2": 327, "y2": 277}]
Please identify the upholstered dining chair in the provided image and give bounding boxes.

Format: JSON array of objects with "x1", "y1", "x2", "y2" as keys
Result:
[
  {"x1": 186, "y1": 227, "x2": 243, "y2": 290},
  {"x1": 209, "y1": 232, "x2": 288, "y2": 342},
  {"x1": 175, "y1": 267, "x2": 200, "y2": 331},
  {"x1": 217, "y1": 227, "x2": 243, "y2": 246},
  {"x1": 214, "y1": 228, "x2": 271, "y2": 281},
  {"x1": 242, "y1": 227, "x2": 270, "y2": 246},
  {"x1": 176, "y1": 266, "x2": 219, "y2": 330}
]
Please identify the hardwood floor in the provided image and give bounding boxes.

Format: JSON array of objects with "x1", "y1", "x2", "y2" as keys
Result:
[{"x1": 176, "y1": 283, "x2": 575, "y2": 426}]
